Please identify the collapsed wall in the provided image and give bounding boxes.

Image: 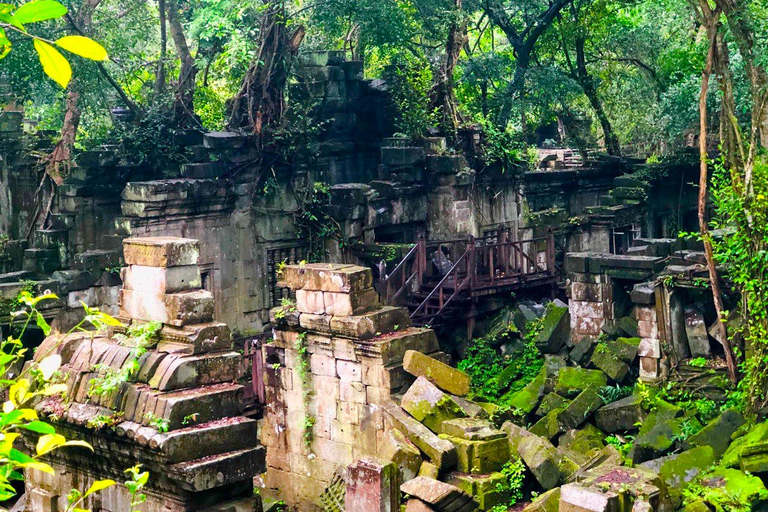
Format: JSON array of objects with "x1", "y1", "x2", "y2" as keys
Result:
[
  {"x1": 23, "y1": 237, "x2": 264, "y2": 512},
  {"x1": 262, "y1": 263, "x2": 446, "y2": 508}
]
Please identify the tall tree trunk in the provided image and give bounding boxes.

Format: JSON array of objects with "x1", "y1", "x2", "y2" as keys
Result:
[
  {"x1": 714, "y1": 0, "x2": 768, "y2": 148},
  {"x1": 432, "y1": 0, "x2": 467, "y2": 138},
  {"x1": 166, "y1": 0, "x2": 197, "y2": 126},
  {"x1": 155, "y1": 0, "x2": 167, "y2": 98},
  {"x1": 45, "y1": 0, "x2": 102, "y2": 184},
  {"x1": 697, "y1": 6, "x2": 738, "y2": 383},
  {"x1": 574, "y1": 36, "x2": 620, "y2": 155},
  {"x1": 228, "y1": 0, "x2": 304, "y2": 134}
]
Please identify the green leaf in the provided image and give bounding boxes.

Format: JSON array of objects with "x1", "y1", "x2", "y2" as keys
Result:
[
  {"x1": 0, "y1": 12, "x2": 24, "y2": 30},
  {"x1": 84, "y1": 479, "x2": 115, "y2": 497},
  {"x1": 55, "y1": 35, "x2": 107, "y2": 61},
  {"x1": 12, "y1": 0, "x2": 66, "y2": 24},
  {"x1": 0, "y1": 28, "x2": 9, "y2": 61},
  {"x1": 33, "y1": 39, "x2": 71, "y2": 88},
  {"x1": 35, "y1": 313, "x2": 51, "y2": 336},
  {"x1": 21, "y1": 421, "x2": 55, "y2": 434}
]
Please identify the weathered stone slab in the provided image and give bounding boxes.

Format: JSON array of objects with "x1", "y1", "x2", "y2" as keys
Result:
[
  {"x1": 517, "y1": 435, "x2": 560, "y2": 490},
  {"x1": 536, "y1": 392, "x2": 570, "y2": 417},
  {"x1": 658, "y1": 446, "x2": 715, "y2": 508},
  {"x1": 559, "y1": 425, "x2": 605, "y2": 459},
  {"x1": 555, "y1": 367, "x2": 607, "y2": 397},
  {"x1": 403, "y1": 350, "x2": 470, "y2": 396},
  {"x1": 569, "y1": 337, "x2": 597, "y2": 365},
  {"x1": 447, "y1": 472, "x2": 510, "y2": 511},
  {"x1": 589, "y1": 345, "x2": 629, "y2": 382},
  {"x1": 361, "y1": 328, "x2": 439, "y2": 366},
  {"x1": 534, "y1": 304, "x2": 570, "y2": 353},
  {"x1": 595, "y1": 394, "x2": 646, "y2": 433},
  {"x1": 400, "y1": 477, "x2": 478, "y2": 512},
  {"x1": 155, "y1": 417, "x2": 258, "y2": 463},
  {"x1": 384, "y1": 402, "x2": 457, "y2": 470},
  {"x1": 441, "y1": 433, "x2": 509, "y2": 475},
  {"x1": 683, "y1": 408, "x2": 745, "y2": 457},
  {"x1": 345, "y1": 458, "x2": 399, "y2": 512},
  {"x1": 684, "y1": 306, "x2": 711, "y2": 358},
  {"x1": 379, "y1": 429, "x2": 422, "y2": 482},
  {"x1": 123, "y1": 237, "x2": 199, "y2": 267},
  {"x1": 401, "y1": 377, "x2": 467, "y2": 432},
  {"x1": 558, "y1": 387, "x2": 603, "y2": 430},
  {"x1": 330, "y1": 306, "x2": 411, "y2": 340},
  {"x1": 122, "y1": 264, "x2": 201, "y2": 294},
  {"x1": 120, "y1": 289, "x2": 213, "y2": 326},
  {"x1": 522, "y1": 488, "x2": 560, "y2": 512},
  {"x1": 150, "y1": 351, "x2": 243, "y2": 390},
  {"x1": 279, "y1": 263, "x2": 373, "y2": 292}
]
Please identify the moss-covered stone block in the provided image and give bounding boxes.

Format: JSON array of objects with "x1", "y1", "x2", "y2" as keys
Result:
[
  {"x1": 533, "y1": 304, "x2": 570, "y2": 353},
  {"x1": 683, "y1": 408, "x2": 745, "y2": 459},
  {"x1": 659, "y1": 446, "x2": 716, "y2": 508},
  {"x1": 536, "y1": 392, "x2": 571, "y2": 417},
  {"x1": 554, "y1": 367, "x2": 608, "y2": 398},
  {"x1": 447, "y1": 472, "x2": 510, "y2": 511},
  {"x1": 607, "y1": 337, "x2": 641, "y2": 363},
  {"x1": 401, "y1": 376, "x2": 467, "y2": 433},
  {"x1": 440, "y1": 434, "x2": 510, "y2": 474},
  {"x1": 558, "y1": 424, "x2": 605, "y2": 459},
  {"x1": 721, "y1": 420, "x2": 768, "y2": 468},
  {"x1": 504, "y1": 366, "x2": 547, "y2": 415},
  {"x1": 590, "y1": 344, "x2": 630, "y2": 382}
]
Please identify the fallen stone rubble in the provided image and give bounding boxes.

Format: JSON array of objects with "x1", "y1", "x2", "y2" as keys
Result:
[{"x1": 374, "y1": 303, "x2": 768, "y2": 512}]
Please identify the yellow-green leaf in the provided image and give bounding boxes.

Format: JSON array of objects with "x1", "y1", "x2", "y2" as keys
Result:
[
  {"x1": 0, "y1": 28, "x2": 10, "y2": 61},
  {"x1": 12, "y1": 0, "x2": 66, "y2": 24},
  {"x1": 84, "y1": 479, "x2": 115, "y2": 497},
  {"x1": 61, "y1": 440, "x2": 93, "y2": 451},
  {"x1": 36, "y1": 433, "x2": 65, "y2": 456},
  {"x1": 19, "y1": 461, "x2": 54, "y2": 474},
  {"x1": 38, "y1": 383, "x2": 68, "y2": 396},
  {"x1": 33, "y1": 39, "x2": 71, "y2": 89},
  {"x1": 55, "y1": 35, "x2": 107, "y2": 61}
]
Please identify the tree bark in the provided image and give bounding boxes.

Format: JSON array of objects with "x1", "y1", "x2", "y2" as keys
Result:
[
  {"x1": 155, "y1": 0, "x2": 167, "y2": 98},
  {"x1": 574, "y1": 35, "x2": 620, "y2": 155},
  {"x1": 432, "y1": 0, "x2": 467, "y2": 139},
  {"x1": 166, "y1": 0, "x2": 197, "y2": 126},
  {"x1": 697, "y1": 7, "x2": 738, "y2": 383}
]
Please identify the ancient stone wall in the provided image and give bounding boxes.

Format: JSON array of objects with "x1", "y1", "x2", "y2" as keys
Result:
[
  {"x1": 261, "y1": 263, "x2": 446, "y2": 509},
  {"x1": 23, "y1": 237, "x2": 264, "y2": 512}
]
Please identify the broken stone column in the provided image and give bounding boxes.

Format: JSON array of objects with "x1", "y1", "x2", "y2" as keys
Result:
[
  {"x1": 566, "y1": 267, "x2": 609, "y2": 342},
  {"x1": 23, "y1": 237, "x2": 264, "y2": 512},
  {"x1": 263, "y1": 263, "x2": 444, "y2": 509},
  {"x1": 345, "y1": 458, "x2": 399, "y2": 512}
]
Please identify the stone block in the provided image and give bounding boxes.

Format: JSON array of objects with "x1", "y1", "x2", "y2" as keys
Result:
[
  {"x1": 639, "y1": 357, "x2": 661, "y2": 381},
  {"x1": 629, "y1": 404, "x2": 685, "y2": 463},
  {"x1": 400, "y1": 477, "x2": 478, "y2": 512},
  {"x1": 606, "y1": 337, "x2": 640, "y2": 363},
  {"x1": 559, "y1": 425, "x2": 605, "y2": 459},
  {"x1": 120, "y1": 289, "x2": 213, "y2": 326},
  {"x1": 379, "y1": 429, "x2": 422, "y2": 482},
  {"x1": 345, "y1": 458, "x2": 399, "y2": 512},
  {"x1": 383, "y1": 402, "x2": 457, "y2": 470},
  {"x1": 447, "y1": 472, "x2": 510, "y2": 511},
  {"x1": 521, "y1": 488, "x2": 560, "y2": 512},
  {"x1": 637, "y1": 337, "x2": 661, "y2": 358},
  {"x1": 440, "y1": 418, "x2": 505, "y2": 442},
  {"x1": 330, "y1": 307, "x2": 411, "y2": 340},
  {"x1": 150, "y1": 351, "x2": 243, "y2": 390},
  {"x1": 403, "y1": 350, "x2": 470, "y2": 397},
  {"x1": 558, "y1": 387, "x2": 603, "y2": 430},
  {"x1": 363, "y1": 328, "x2": 439, "y2": 366},
  {"x1": 157, "y1": 322, "x2": 232, "y2": 354},
  {"x1": 530, "y1": 409, "x2": 565, "y2": 440},
  {"x1": 157, "y1": 383, "x2": 243, "y2": 430},
  {"x1": 630, "y1": 282, "x2": 656, "y2": 305},
  {"x1": 295, "y1": 289, "x2": 325, "y2": 315},
  {"x1": 595, "y1": 394, "x2": 646, "y2": 433},
  {"x1": 203, "y1": 131, "x2": 247, "y2": 148},
  {"x1": 324, "y1": 288, "x2": 380, "y2": 316},
  {"x1": 554, "y1": 367, "x2": 607, "y2": 398},
  {"x1": 517, "y1": 435, "x2": 560, "y2": 490},
  {"x1": 589, "y1": 345, "x2": 629, "y2": 382},
  {"x1": 155, "y1": 417, "x2": 258, "y2": 463},
  {"x1": 401, "y1": 377, "x2": 467, "y2": 433},
  {"x1": 617, "y1": 316, "x2": 639, "y2": 337},
  {"x1": 558, "y1": 482, "x2": 623, "y2": 512},
  {"x1": 123, "y1": 237, "x2": 199, "y2": 267},
  {"x1": 683, "y1": 408, "x2": 745, "y2": 458},
  {"x1": 569, "y1": 337, "x2": 597, "y2": 365},
  {"x1": 684, "y1": 306, "x2": 711, "y2": 358},
  {"x1": 658, "y1": 446, "x2": 715, "y2": 508},
  {"x1": 534, "y1": 304, "x2": 570, "y2": 353},
  {"x1": 280, "y1": 263, "x2": 373, "y2": 293}
]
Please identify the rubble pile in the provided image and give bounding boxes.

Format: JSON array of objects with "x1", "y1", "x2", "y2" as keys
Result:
[{"x1": 379, "y1": 303, "x2": 768, "y2": 512}]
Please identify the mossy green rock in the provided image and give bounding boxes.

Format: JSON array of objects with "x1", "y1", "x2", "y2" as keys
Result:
[
  {"x1": 558, "y1": 424, "x2": 605, "y2": 458},
  {"x1": 521, "y1": 488, "x2": 560, "y2": 512},
  {"x1": 533, "y1": 304, "x2": 569, "y2": 353},
  {"x1": 659, "y1": 446, "x2": 716, "y2": 508},
  {"x1": 554, "y1": 367, "x2": 608, "y2": 397},
  {"x1": 440, "y1": 434, "x2": 510, "y2": 474},
  {"x1": 557, "y1": 386, "x2": 603, "y2": 430},
  {"x1": 536, "y1": 392, "x2": 571, "y2": 417},
  {"x1": 629, "y1": 404, "x2": 686, "y2": 463},
  {"x1": 401, "y1": 376, "x2": 467, "y2": 433},
  {"x1": 504, "y1": 366, "x2": 546, "y2": 414},
  {"x1": 739, "y1": 440, "x2": 768, "y2": 473},
  {"x1": 447, "y1": 472, "x2": 510, "y2": 511},
  {"x1": 607, "y1": 337, "x2": 641, "y2": 363},
  {"x1": 683, "y1": 408, "x2": 745, "y2": 459},
  {"x1": 722, "y1": 420, "x2": 768, "y2": 468},
  {"x1": 530, "y1": 408, "x2": 565, "y2": 440},
  {"x1": 589, "y1": 344, "x2": 630, "y2": 382},
  {"x1": 695, "y1": 468, "x2": 768, "y2": 509}
]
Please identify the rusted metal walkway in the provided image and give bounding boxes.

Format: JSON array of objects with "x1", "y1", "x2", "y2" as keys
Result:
[{"x1": 378, "y1": 229, "x2": 560, "y2": 329}]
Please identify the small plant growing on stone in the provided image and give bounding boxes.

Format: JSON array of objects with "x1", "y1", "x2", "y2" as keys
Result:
[
  {"x1": 144, "y1": 412, "x2": 170, "y2": 433},
  {"x1": 86, "y1": 412, "x2": 124, "y2": 431},
  {"x1": 88, "y1": 321, "x2": 162, "y2": 398},
  {"x1": 689, "y1": 357, "x2": 708, "y2": 368},
  {"x1": 65, "y1": 478, "x2": 116, "y2": 512},
  {"x1": 124, "y1": 464, "x2": 150, "y2": 512},
  {"x1": 274, "y1": 298, "x2": 297, "y2": 320},
  {"x1": 182, "y1": 413, "x2": 199, "y2": 426}
]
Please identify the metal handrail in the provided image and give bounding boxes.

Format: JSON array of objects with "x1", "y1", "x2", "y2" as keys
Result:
[{"x1": 411, "y1": 249, "x2": 470, "y2": 319}]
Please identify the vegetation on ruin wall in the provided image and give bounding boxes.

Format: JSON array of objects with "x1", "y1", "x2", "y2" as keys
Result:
[{"x1": 707, "y1": 157, "x2": 768, "y2": 416}]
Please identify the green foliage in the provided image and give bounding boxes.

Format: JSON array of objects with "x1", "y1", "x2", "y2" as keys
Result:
[
  {"x1": 688, "y1": 357, "x2": 709, "y2": 368},
  {"x1": 489, "y1": 459, "x2": 526, "y2": 511},
  {"x1": 124, "y1": 464, "x2": 149, "y2": 512},
  {"x1": 383, "y1": 56, "x2": 437, "y2": 142},
  {"x1": 0, "y1": 291, "x2": 117, "y2": 502},
  {"x1": 709, "y1": 156, "x2": 768, "y2": 414},
  {"x1": 294, "y1": 331, "x2": 315, "y2": 449},
  {"x1": 88, "y1": 321, "x2": 162, "y2": 398},
  {"x1": 604, "y1": 434, "x2": 633, "y2": 458},
  {"x1": 0, "y1": 1, "x2": 107, "y2": 87},
  {"x1": 144, "y1": 412, "x2": 170, "y2": 433},
  {"x1": 295, "y1": 182, "x2": 345, "y2": 262},
  {"x1": 635, "y1": 380, "x2": 727, "y2": 424},
  {"x1": 458, "y1": 317, "x2": 544, "y2": 403},
  {"x1": 597, "y1": 384, "x2": 634, "y2": 404},
  {"x1": 479, "y1": 119, "x2": 535, "y2": 175}
]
